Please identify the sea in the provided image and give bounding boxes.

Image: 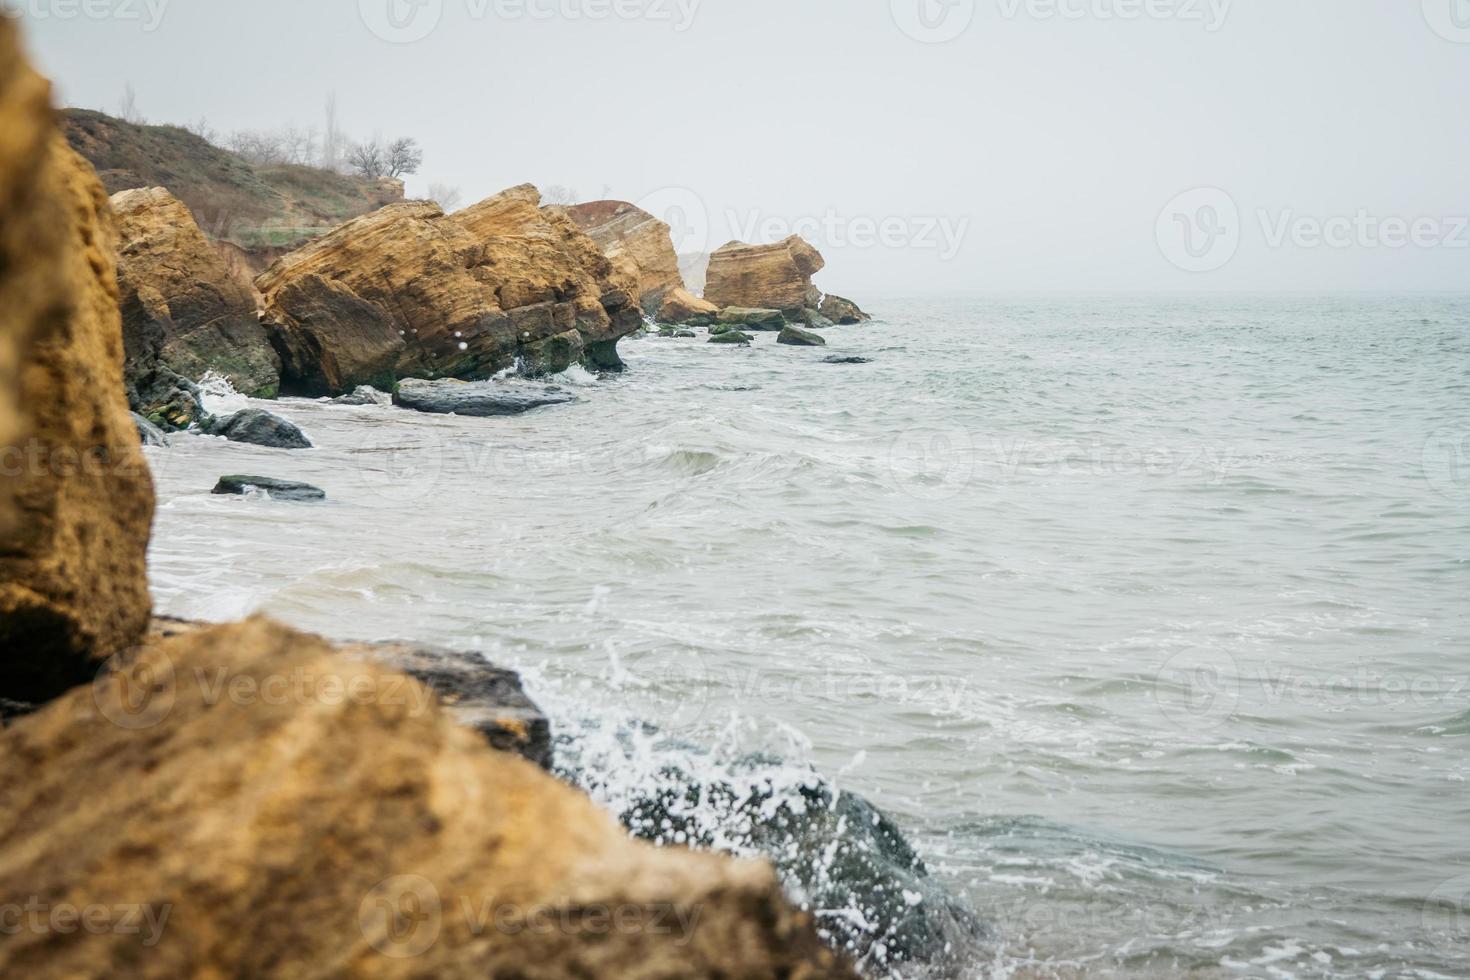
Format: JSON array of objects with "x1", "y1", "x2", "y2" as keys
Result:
[{"x1": 145, "y1": 295, "x2": 1470, "y2": 979}]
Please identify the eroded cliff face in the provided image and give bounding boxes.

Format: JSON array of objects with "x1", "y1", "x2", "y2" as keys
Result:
[
  {"x1": 704, "y1": 236, "x2": 827, "y2": 318},
  {"x1": 112, "y1": 186, "x2": 281, "y2": 422},
  {"x1": 565, "y1": 200, "x2": 684, "y2": 314},
  {"x1": 256, "y1": 185, "x2": 643, "y2": 395},
  {"x1": 0, "y1": 17, "x2": 155, "y2": 706}
]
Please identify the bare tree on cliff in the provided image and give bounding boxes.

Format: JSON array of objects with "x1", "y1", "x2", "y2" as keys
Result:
[
  {"x1": 386, "y1": 137, "x2": 422, "y2": 179},
  {"x1": 346, "y1": 140, "x2": 387, "y2": 179},
  {"x1": 119, "y1": 82, "x2": 144, "y2": 124},
  {"x1": 427, "y1": 182, "x2": 463, "y2": 212}
]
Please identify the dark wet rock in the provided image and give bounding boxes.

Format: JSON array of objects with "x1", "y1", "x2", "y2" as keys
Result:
[
  {"x1": 819, "y1": 294, "x2": 871, "y2": 325},
  {"x1": 127, "y1": 362, "x2": 208, "y2": 431},
  {"x1": 717, "y1": 307, "x2": 786, "y2": 331},
  {"x1": 675, "y1": 329, "x2": 697, "y2": 338},
  {"x1": 708, "y1": 331, "x2": 753, "y2": 346},
  {"x1": 657, "y1": 326, "x2": 701, "y2": 339},
  {"x1": 801, "y1": 308, "x2": 835, "y2": 329},
  {"x1": 132, "y1": 412, "x2": 170, "y2": 446},
  {"x1": 212, "y1": 476, "x2": 325, "y2": 502},
  {"x1": 204, "y1": 409, "x2": 313, "y2": 449},
  {"x1": 355, "y1": 644, "x2": 553, "y2": 770},
  {"x1": 561, "y1": 743, "x2": 990, "y2": 974},
  {"x1": 823, "y1": 355, "x2": 874, "y2": 364},
  {"x1": 394, "y1": 377, "x2": 577, "y2": 417},
  {"x1": 520, "y1": 328, "x2": 584, "y2": 377},
  {"x1": 329, "y1": 384, "x2": 392, "y2": 406},
  {"x1": 778, "y1": 324, "x2": 827, "y2": 347}
]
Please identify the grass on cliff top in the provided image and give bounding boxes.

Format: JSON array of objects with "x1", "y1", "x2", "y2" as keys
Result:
[{"x1": 63, "y1": 109, "x2": 400, "y2": 250}]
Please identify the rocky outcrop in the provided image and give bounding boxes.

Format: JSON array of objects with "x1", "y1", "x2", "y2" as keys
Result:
[
  {"x1": 0, "y1": 18, "x2": 155, "y2": 706},
  {"x1": 257, "y1": 185, "x2": 642, "y2": 396},
  {"x1": 212, "y1": 476, "x2": 325, "y2": 502},
  {"x1": 718, "y1": 307, "x2": 787, "y2": 331},
  {"x1": 705, "y1": 236, "x2": 826, "y2": 318},
  {"x1": 778, "y1": 324, "x2": 827, "y2": 347},
  {"x1": 657, "y1": 286, "x2": 719, "y2": 326},
  {"x1": 709, "y1": 331, "x2": 753, "y2": 345},
  {"x1": 331, "y1": 384, "x2": 393, "y2": 406},
  {"x1": 394, "y1": 378, "x2": 578, "y2": 417},
  {"x1": 0, "y1": 618, "x2": 856, "y2": 978},
  {"x1": 819, "y1": 294, "x2": 871, "y2": 325},
  {"x1": 112, "y1": 187, "x2": 280, "y2": 425},
  {"x1": 203, "y1": 408, "x2": 312, "y2": 449},
  {"x1": 565, "y1": 200, "x2": 684, "y2": 314}
]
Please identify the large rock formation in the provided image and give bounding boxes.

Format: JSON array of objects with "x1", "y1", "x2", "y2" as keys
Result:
[
  {"x1": 704, "y1": 235, "x2": 827, "y2": 319},
  {"x1": 657, "y1": 286, "x2": 719, "y2": 326},
  {"x1": 112, "y1": 186, "x2": 280, "y2": 425},
  {"x1": 256, "y1": 185, "x2": 642, "y2": 396},
  {"x1": 0, "y1": 17, "x2": 155, "y2": 708},
  {"x1": 0, "y1": 618, "x2": 856, "y2": 979},
  {"x1": 565, "y1": 200, "x2": 684, "y2": 314}
]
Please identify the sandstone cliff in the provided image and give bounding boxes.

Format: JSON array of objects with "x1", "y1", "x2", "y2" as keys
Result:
[
  {"x1": 0, "y1": 17, "x2": 154, "y2": 706},
  {"x1": 113, "y1": 187, "x2": 281, "y2": 424},
  {"x1": 704, "y1": 235, "x2": 827, "y2": 318},
  {"x1": 565, "y1": 200, "x2": 684, "y2": 314},
  {"x1": 256, "y1": 185, "x2": 642, "y2": 395}
]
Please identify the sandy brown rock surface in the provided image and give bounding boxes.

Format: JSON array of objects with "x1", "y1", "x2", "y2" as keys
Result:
[
  {"x1": 704, "y1": 235, "x2": 827, "y2": 318},
  {"x1": 0, "y1": 16, "x2": 154, "y2": 705},
  {"x1": 113, "y1": 186, "x2": 280, "y2": 412},
  {"x1": 657, "y1": 286, "x2": 720, "y2": 326},
  {"x1": 0, "y1": 618, "x2": 857, "y2": 979},
  {"x1": 566, "y1": 200, "x2": 684, "y2": 314}
]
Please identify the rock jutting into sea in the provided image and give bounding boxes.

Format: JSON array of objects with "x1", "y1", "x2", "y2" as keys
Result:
[
  {"x1": 255, "y1": 184, "x2": 643, "y2": 397},
  {"x1": 112, "y1": 186, "x2": 280, "y2": 427},
  {"x1": 203, "y1": 408, "x2": 313, "y2": 449},
  {"x1": 393, "y1": 377, "x2": 579, "y2": 417},
  {"x1": 211, "y1": 476, "x2": 326, "y2": 502},
  {"x1": 564, "y1": 199, "x2": 684, "y2": 315}
]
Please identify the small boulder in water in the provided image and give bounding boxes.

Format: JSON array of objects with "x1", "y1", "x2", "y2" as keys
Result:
[
  {"x1": 777, "y1": 324, "x2": 827, "y2": 347},
  {"x1": 204, "y1": 409, "x2": 313, "y2": 449},
  {"x1": 823, "y1": 355, "x2": 873, "y2": 365},
  {"x1": 708, "y1": 331, "x2": 753, "y2": 346},
  {"x1": 212, "y1": 476, "x2": 325, "y2": 502},
  {"x1": 330, "y1": 385, "x2": 392, "y2": 407},
  {"x1": 131, "y1": 413, "x2": 170, "y2": 447},
  {"x1": 819, "y1": 294, "x2": 871, "y2": 324},
  {"x1": 394, "y1": 377, "x2": 578, "y2": 417},
  {"x1": 717, "y1": 307, "x2": 786, "y2": 331}
]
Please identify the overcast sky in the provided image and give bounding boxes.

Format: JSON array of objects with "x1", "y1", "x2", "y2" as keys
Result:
[{"x1": 14, "y1": 0, "x2": 1470, "y2": 295}]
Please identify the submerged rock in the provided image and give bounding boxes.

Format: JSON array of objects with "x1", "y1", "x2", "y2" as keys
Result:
[
  {"x1": 0, "y1": 617, "x2": 858, "y2": 978},
  {"x1": 705, "y1": 236, "x2": 825, "y2": 318},
  {"x1": 112, "y1": 187, "x2": 280, "y2": 422},
  {"x1": 211, "y1": 476, "x2": 325, "y2": 502},
  {"x1": 204, "y1": 409, "x2": 313, "y2": 449},
  {"x1": 561, "y1": 735, "x2": 990, "y2": 976},
  {"x1": 394, "y1": 377, "x2": 577, "y2": 417},
  {"x1": 358, "y1": 643, "x2": 554, "y2": 770},
  {"x1": 708, "y1": 331, "x2": 754, "y2": 346},
  {"x1": 329, "y1": 384, "x2": 392, "y2": 406},
  {"x1": 564, "y1": 200, "x2": 684, "y2": 314},
  {"x1": 718, "y1": 306, "x2": 786, "y2": 331},
  {"x1": 819, "y1": 294, "x2": 871, "y2": 325},
  {"x1": 0, "y1": 29, "x2": 155, "y2": 707},
  {"x1": 656, "y1": 286, "x2": 719, "y2": 326},
  {"x1": 132, "y1": 412, "x2": 170, "y2": 446},
  {"x1": 778, "y1": 324, "x2": 827, "y2": 347},
  {"x1": 823, "y1": 355, "x2": 874, "y2": 365}
]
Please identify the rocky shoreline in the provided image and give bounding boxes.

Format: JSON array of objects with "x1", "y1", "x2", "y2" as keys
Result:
[{"x1": 0, "y1": 15, "x2": 952, "y2": 978}]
